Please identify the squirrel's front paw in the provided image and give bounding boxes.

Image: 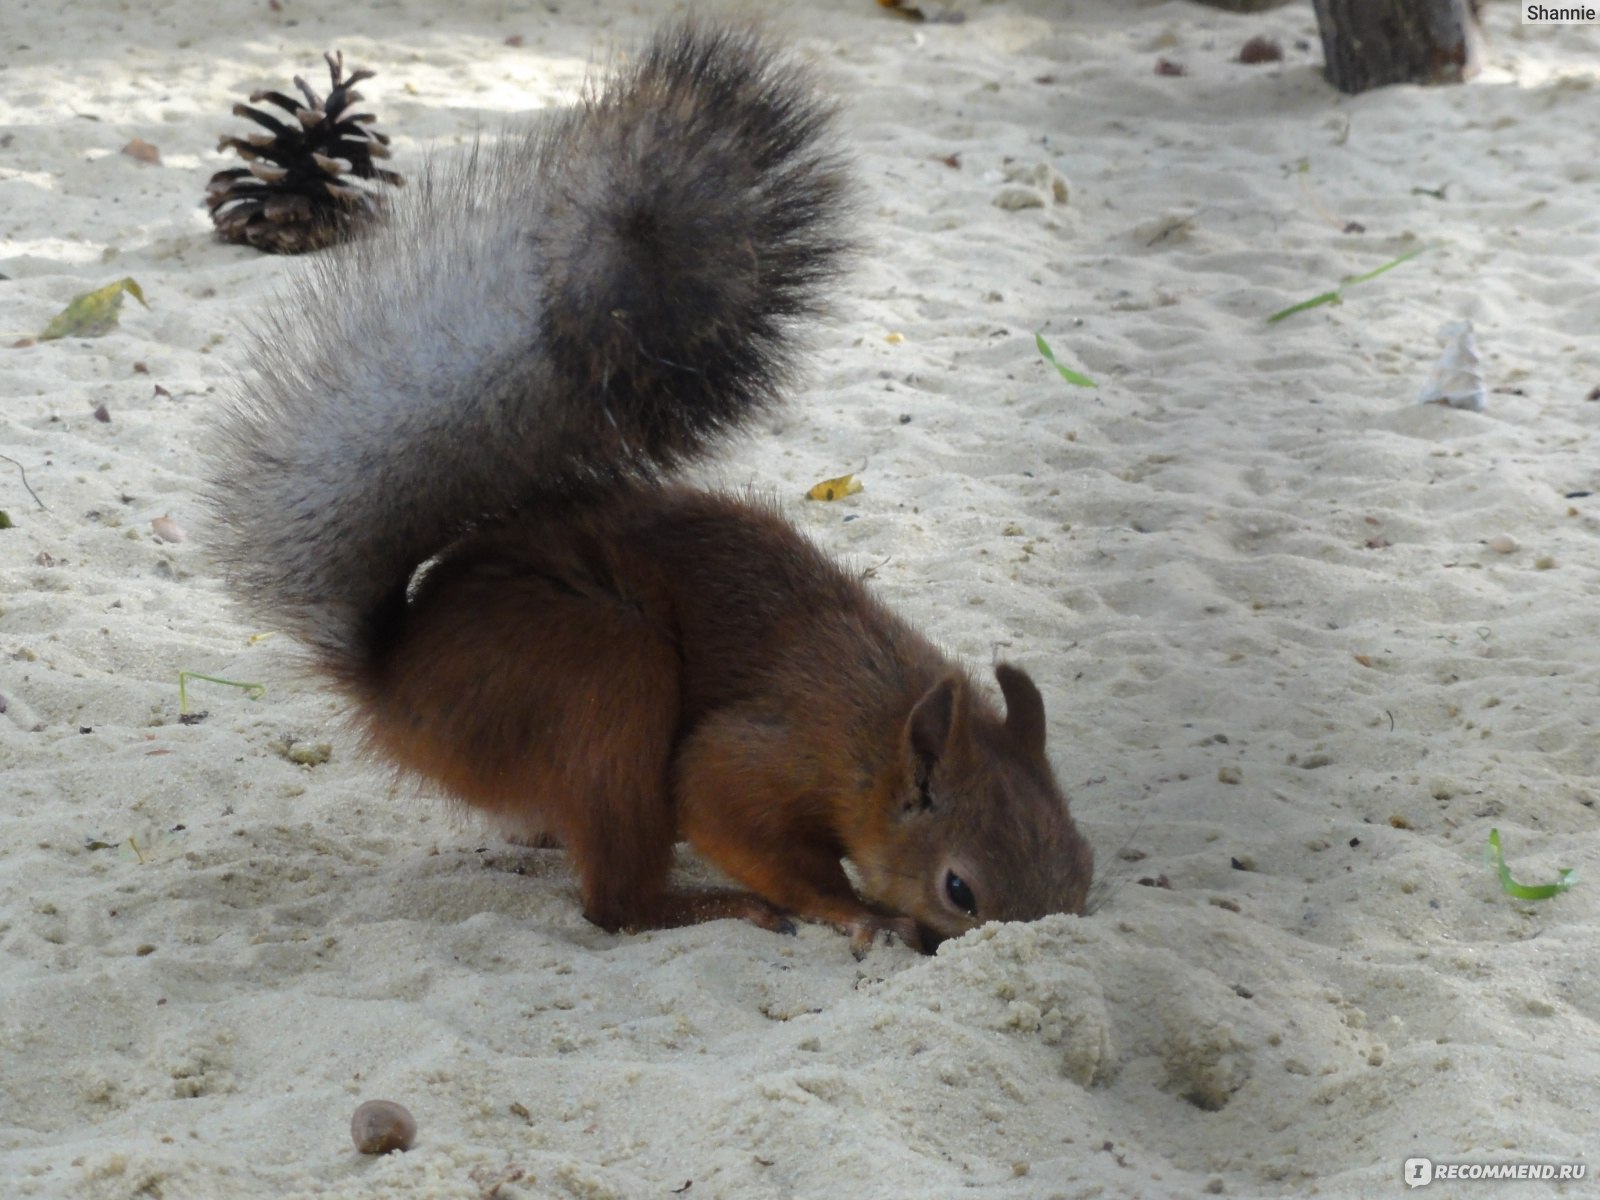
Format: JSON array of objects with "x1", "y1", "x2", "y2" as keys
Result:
[
  {"x1": 744, "y1": 900, "x2": 799, "y2": 937},
  {"x1": 844, "y1": 914, "x2": 924, "y2": 959}
]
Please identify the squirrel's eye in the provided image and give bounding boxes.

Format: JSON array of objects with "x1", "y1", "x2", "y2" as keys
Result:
[{"x1": 945, "y1": 870, "x2": 977, "y2": 917}]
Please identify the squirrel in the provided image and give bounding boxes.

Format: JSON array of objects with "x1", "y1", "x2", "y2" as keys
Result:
[{"x1": 209, "y1": 22, "x2": 1094, "y2": 954}]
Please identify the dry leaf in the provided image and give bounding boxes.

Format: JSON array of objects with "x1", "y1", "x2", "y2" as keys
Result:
[
  {"x1": 806, "y1": 473, "x2": 863, "y2": 502},
  {"x1": 40, "y1": 278, "x2": 148, "y2": 340}
]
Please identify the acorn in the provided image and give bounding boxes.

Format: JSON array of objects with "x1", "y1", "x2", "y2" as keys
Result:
[{"x1": 206, "y1": 50, "x2": 403, "y2": 253}]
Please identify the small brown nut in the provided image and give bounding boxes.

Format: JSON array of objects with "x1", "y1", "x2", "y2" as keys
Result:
[
  {"x1": 350, "y1": 1099, "x2": 416, "y2": 1155},
  {"x1": 1238, "y1": 35, "x2": 1284, "y2": 64}
]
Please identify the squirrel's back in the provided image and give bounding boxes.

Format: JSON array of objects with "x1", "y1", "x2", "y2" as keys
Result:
[{"x1": 210, "y1": 23, "x2": 849, "y2": 675}]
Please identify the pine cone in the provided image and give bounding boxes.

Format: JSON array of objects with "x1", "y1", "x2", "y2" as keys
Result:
[{"x1": 206, "y1": 51, "x2": 403, "y2": 254}]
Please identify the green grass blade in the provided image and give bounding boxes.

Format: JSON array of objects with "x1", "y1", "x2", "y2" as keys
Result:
[
  {"x1": 1486, "y1": 828, "x2": 1576, "y2": 901},
  {"x1": 1342, "y1": 243, "x2": 1430, "y2": 287},
  {"x1": 1266, "y1": 290, "x2": 1342, "y2": 324},
  {"x1": 179, "y1": 670, "x2": 266, "y2": 715},
  {"x1": 1267, "y1": 243, "x2": 1437, "y2": 325},
  {"x1": 1036, "y1": 332, "x2": 1096, "y2": 387}
]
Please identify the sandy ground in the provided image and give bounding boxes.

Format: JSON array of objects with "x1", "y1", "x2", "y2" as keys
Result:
[{"x1": 3, "y1": 0, "x2": 1599, "y2": 1196}]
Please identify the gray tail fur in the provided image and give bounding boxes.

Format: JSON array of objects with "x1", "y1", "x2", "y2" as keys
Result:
[{"x1": 209, "y1": 23, "x2": 849, "y2": 670}]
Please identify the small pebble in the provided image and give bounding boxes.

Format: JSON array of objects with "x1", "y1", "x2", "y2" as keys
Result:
[
  {"x1": 286, "y1": 741, "x2": 333, "y2": 766},
  {"x1": 121, "y1": 137, "x2": 162, "y2": 165},
  {"x1": 151, "y1": 515, "x2": 186, "y2": 543},
  {"x1": 994, "y1": 186, "x2": 1045, "y2": 211},
  {"x1": 1485, "y1": 533, "x2": 1517, "y2": 554},
  {"x1": 1238, "y1": 36, "x2": 1283, "y2": 64},
  {"x1": 351, "y1": 1099, "x2": 416, "y2": 1155},
  {"x1": 993, "y1": 162, "x2": 1069, "y2": 211}
]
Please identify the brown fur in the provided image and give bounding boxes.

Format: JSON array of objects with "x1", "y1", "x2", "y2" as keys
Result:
[
  {"x1": 342, "y1": 488, "x2": 1092, "y2": 952},
  {"x1": 211, "y1": 24, "x2": 1092, "y2": 954}
]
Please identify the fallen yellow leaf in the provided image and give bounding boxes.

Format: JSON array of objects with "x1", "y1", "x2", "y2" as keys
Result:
[
  {"x1": 40, "y1": 277, "x2": 148, "y2": 340},
  {"x1": 806, "y1": 473, "x2": 863, "y2": 502}
]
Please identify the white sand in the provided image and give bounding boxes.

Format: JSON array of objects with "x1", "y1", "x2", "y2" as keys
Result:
[{"x1": 3, "y1": 0, "x2": 1598, "y2": 1196}]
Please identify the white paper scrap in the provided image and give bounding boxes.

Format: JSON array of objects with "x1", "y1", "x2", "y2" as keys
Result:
[{"x1": 1418, "y1": 318, "x2": 1487, "y2": 412}]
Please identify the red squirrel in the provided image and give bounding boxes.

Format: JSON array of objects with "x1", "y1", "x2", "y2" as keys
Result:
[{"x1": 209, "y1": 23, "x2": 1093, "y2": 954}]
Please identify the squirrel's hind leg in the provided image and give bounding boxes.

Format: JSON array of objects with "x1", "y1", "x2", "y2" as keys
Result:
[{"x1": 360, "y1": 544, "x2": 796, "y2": 939}]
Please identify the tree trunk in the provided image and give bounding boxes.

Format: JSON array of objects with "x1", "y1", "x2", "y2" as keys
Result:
[{"x1": 1311, "y1": 0, "x2": 1483, "y2": 95}]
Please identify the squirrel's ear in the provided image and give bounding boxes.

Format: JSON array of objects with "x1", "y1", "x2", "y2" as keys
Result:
[
  {"x1": 908, "y1": 676, "x2": 958, "y2": 771},
  {"x1": 996, "y1": 663, "x2": 1047, "y2": 758}
]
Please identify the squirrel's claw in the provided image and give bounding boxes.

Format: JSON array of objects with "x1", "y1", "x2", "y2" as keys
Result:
[{"x1": 846, "y1": 914, "x2": 923, "y2": 958}]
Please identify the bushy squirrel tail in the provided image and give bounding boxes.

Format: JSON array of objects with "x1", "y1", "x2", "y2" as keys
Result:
[{"x1": 209, "y1": 22, "x2": 849, "y2": 673}]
